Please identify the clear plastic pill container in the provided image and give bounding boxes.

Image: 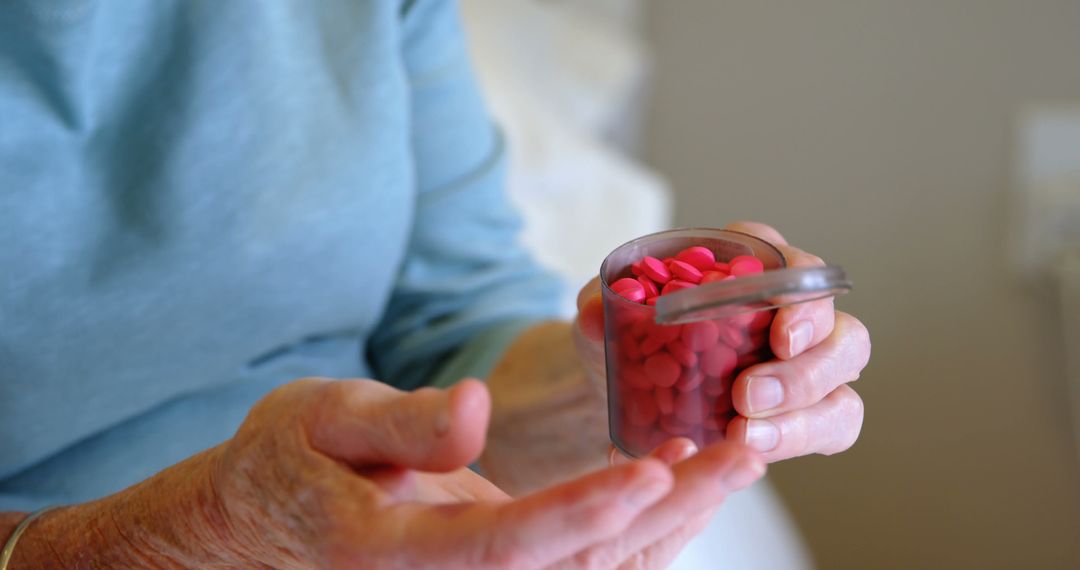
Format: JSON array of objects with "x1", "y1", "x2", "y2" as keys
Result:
[{"x1": 600, "y1": 228, "x2": 851, "y2": 458}]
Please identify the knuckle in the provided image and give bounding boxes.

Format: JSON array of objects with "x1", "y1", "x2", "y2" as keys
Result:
[
  {"x1": 619, "y1": 550, "x2": 650, "y2": 570},
  {"x1": 823, "y1": 388, "x2": 864, "y2": 455},
  {"x1": 574, "y1": 546, "x2": 622, "y2": 570},
  {"x1": 788, "y1": 413, "x2": 814, "y2": 456},
  {"x1": 478, "y1": 536, "x2": 527, "y2": 570},
  {"x1": 304, "y1": 380, "x2": 352, "y2": 424},
  {"x1": 780, "y1": 367, "x2": 825, "y2": 407},
  {"x1": 578, "y1": 502, "x2": 624, "y2": 536},
  {"x1": 319, "y1": 377, "x2": 362, "y2": 402},
  {"x1": 313, "y1": 378, "x2": 394, "y2": 417},
  {"x1": 727, "y1": 220, "x2": 785, "y2": 244},
  {"x1": 837, "y1": 312, "x2": 872, "y2": 366},
  {"x1": 476, "y1": 509, "x2": 537, "y2": 570},
  {"x1": 783, "y1": 373, "x2": 817, "y2": 406},
  {"x1": 310, "y1": 379, "x2": 351, "y2": 414}
]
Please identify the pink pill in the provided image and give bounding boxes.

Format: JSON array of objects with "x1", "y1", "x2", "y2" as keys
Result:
[
  {"x1": 703, "y1": 374, "x2": 734, "y2": 398},
  {"x1": 727, "y1": 311, "x2": 755, "y2": 328},
  {"x1": 717, "y1": 324, "x2": 744, "y2": 349},
  {"x1": 620, "y1": 365, "x2": 652, "y2": 390},
  {"x1": 700, "y1": 271, "x2": 729, "y2": 284},
  {"x1": 703, "y1": 431, "x2": 724, "y2": 445},
  {"x1": 700, "y1": 344, "x2": 737, "y2": 377},
  {"x1": 616, "y1": 306, "x2": 652, "y2": 328},
  {"x1": 713, "y1": 261, "x2": 731, "y2": 273},
  {"x1": 674, "y1": 391, "x2": 708, "y2": 424},
  {"x1": 648, "y1": 323, "x2": 683, "y2": 344},
  {"x1": 630, "y1": 318, "x2": 651, "y2": 339},
  {"x1": 660, "y1": 413, "x2": 694, "y2": 436},
  {"x1": 624, "y1": 390, "x2": 659, "y2": 427},
  {"x1": 640, "y1": 335, "x2": 666, "y2": 356},
  {"x1": 655, "y1": 386, "x2": 675, "y2": 415},
  {"x1": 644, "y1": 353, "x2": 681, "y2": 387},
  {"x1": 676, "y1": 368, "x2": 705, "y2": 392},
  {"x1": 611, "y1": 277, "x2": 646, "y2": 303},
  {"x1": 703, "y1": 414, "x2": 728, "y2": 433},
  {"x1": 669, "y1": 260, "x2": 704, "y2": 284},
  {"x1": 630, "y1": 260, "x2": 644, "y2": 276},
  {"x1": 666, "y1": 340, "x2": 698, "y2": 367},
  {"x1": 681, "y1": 320, "x2": 720, "y2": 352},
  {"x1": 730, "y1": 255, "x2": 765, "y2": 276},
  {"x1": 619, "y1": 335, "x2": 642, "y2": 361},
  {"x1": 660, "y1": 279, "x2": 697, "y2": 296},
  {"x1": 637, "y1": 275, "x2": 659, "y2": 298},
  {"x1": 676, "y1": 246, "x2": 717, "y2": 271},
  {"x1": 641, "y1": 256, "x2": 672, "y2": 284}
]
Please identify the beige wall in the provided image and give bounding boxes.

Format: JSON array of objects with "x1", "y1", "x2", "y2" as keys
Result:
[{"x1": 644, "y1": 1, "x2": 1080, "y2": 568}]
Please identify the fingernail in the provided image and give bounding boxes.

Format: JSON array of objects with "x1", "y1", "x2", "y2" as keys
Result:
[
  {"x1": 746, "y1": 376, "x2": 784, "y2": 414},
  {"x1": 660, "y1": 440, "x2": 697, "y2": 464},
  {"x1": 675, "y1": 440, "x2": 698, "y2": 462},
  {"x1": 722, "y1": 456, "x2": 766, "y2": 490},
  {"x1": 744, "y1": 419, "x2": 780, "y2": 452},
  {"x1": 788, "y1": 320, "x2": 814, "y2": 357},
  {"x1": 625, "y1": 478, "x2": 670, "y2": 508}
]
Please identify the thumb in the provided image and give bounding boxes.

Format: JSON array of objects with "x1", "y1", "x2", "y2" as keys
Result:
[{"x1": 304, "y1": 378, "x2": 491, "y2": 472}]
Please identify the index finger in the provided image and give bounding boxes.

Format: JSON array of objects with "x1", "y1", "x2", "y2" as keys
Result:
[
  {"x1": 380, "y1": 459, "x2": 674, "y2": 569},
  {"x1": 724, "y1": 221, "x2": 835, "y2": 359},
  {"x1": 557, "y1": 442, "x2": 765, "y2": 570},
  {"x1": 724, "y1": 220, "x2": 789, "y2": 246}
]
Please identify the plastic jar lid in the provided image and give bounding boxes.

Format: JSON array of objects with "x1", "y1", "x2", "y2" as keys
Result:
[{"x1": 653, "y1": 265, "x2": 853, "y2": 325}]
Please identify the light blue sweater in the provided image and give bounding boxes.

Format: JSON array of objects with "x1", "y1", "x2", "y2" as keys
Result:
[{"x1": 0, "y1": 0, "x2": 560, "y2": 510}]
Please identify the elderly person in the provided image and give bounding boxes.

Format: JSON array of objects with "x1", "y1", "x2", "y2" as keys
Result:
[{"x1": 0, "y1": 1, "x2": 869, "y2": 567}]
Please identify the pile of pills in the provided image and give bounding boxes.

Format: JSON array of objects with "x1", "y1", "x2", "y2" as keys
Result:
[
  {"x1": 609, "y1": 247, "x2": 765, "y2": 306},
  {"x1": 605, "y1": 246, "x2": 774, "y2": 456}
]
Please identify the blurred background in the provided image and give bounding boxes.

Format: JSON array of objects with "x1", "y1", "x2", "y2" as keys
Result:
[
  {"x1": 648, "y1": 2, "x2": 1080, "y2": 568},
  {"x1": 464, "y1": 1, "x2": 1080, "y2": 568}
]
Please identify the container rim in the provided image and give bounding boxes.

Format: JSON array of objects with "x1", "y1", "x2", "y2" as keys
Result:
[{"x1": 598, "y1": 227, "x2": 851, "y2": 324}]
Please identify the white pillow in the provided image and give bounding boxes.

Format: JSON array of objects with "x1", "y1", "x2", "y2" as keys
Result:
[{"x1": 462, "y1": 0, "x2": 671, "y2": 316}]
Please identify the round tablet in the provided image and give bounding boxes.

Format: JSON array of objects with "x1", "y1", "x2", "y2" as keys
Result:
[
  {"x1": 700, "y1": 344, "x2": 737, "y2": 377},
  {"x1": 666, "y1": 340, "x2": 698, "y2": 368},
  {"x1": 641, "y1": 256, "x2": 673, "y2": 284},
  {"x1": 660, "y1": 279, "x2": 697, "y2": 296},
  {"x1": 676, "y1": 246, "x2": 717, "y2": 271},
  {"x1": 655, "y1": 386, "x2": 675, "y2": 415},
  {"x1": 681, "y1": 321, "x2": 720, "y2": 352},
  {"x1": 624, "y1": 391, "x2": 659, "y2": 427},
  {"x1": 611, "y1": 277, "x2": 646, "y2": 303},
  {"x1": 669, "y1": 260, "x2": 704, "y2": 284},
  {"x1": 643, "y1": 353, "x2": 681, "y2": 387},
  {"x1": 730, "y1": 255, "x2": 765, "y2": 276}
]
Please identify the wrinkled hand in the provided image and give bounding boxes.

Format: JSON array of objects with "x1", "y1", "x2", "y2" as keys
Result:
[
  {"x1": 207, "y1": 378, "x2": 764, "y2": 569},
  {"x1": 576, "y1": 221, "x2": 870, "y2": 461}
]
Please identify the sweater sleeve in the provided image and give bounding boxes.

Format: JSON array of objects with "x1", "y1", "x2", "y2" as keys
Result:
[{"x1": 366, "y1": 0, "x2": 563, "y2": 391}]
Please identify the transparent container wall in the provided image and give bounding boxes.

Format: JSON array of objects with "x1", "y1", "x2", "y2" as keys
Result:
[{"x1": 601, "y1": 229, "x2": 787, "y2": 458}]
